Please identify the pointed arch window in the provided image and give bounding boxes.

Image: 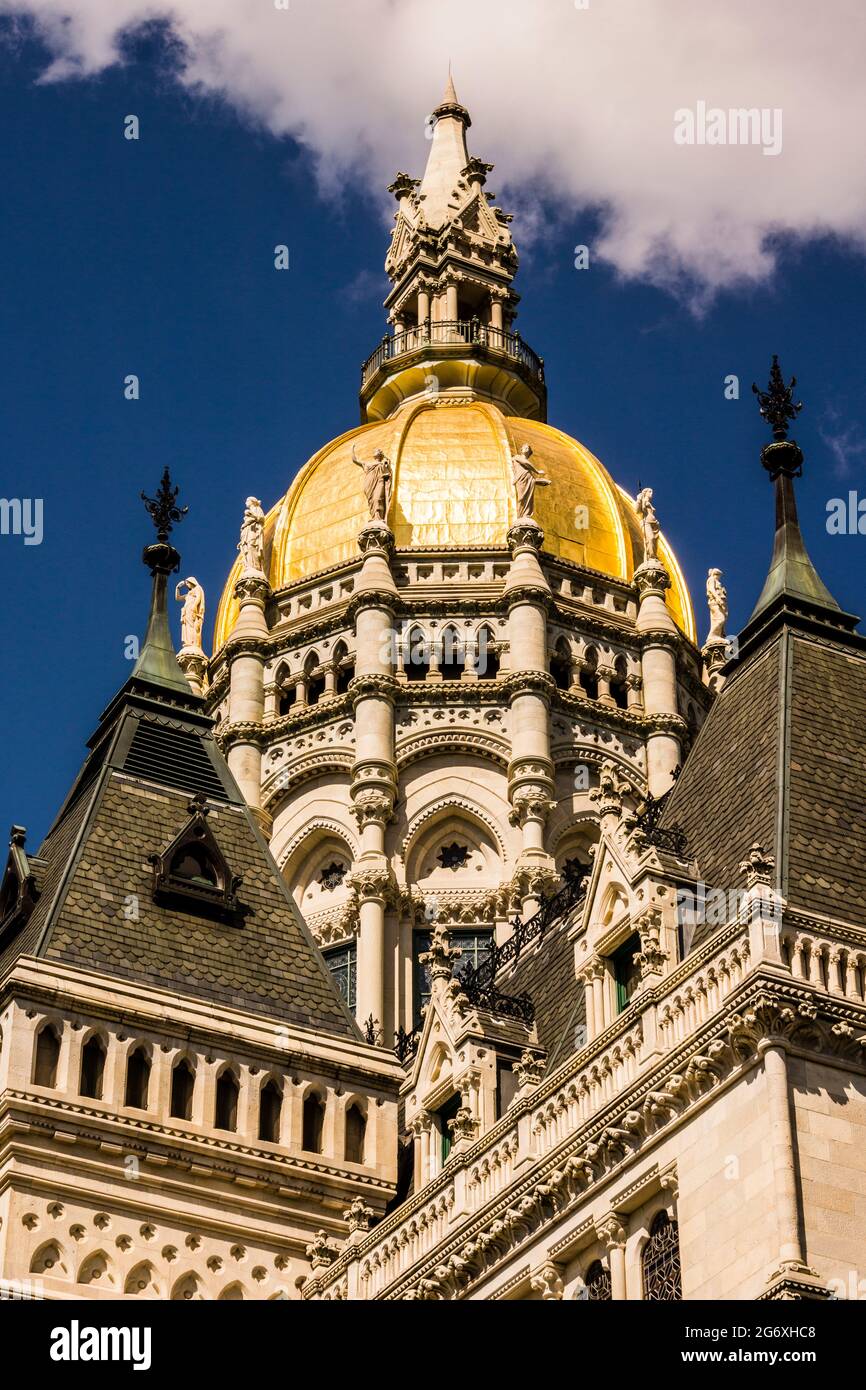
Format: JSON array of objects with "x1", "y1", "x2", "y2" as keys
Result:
[
  {"x1": 149, "y1": 793, "x2": 245, "y2": 926},
  {"x1": 550, "y1": 638, "x2": 572, "y2": 691},
  {"x1": 80, "y1": 1035, "x2": 106, "y2": 1100},
  {"x1": 334, "y1": 641, "x2": 355, "y2": 695},
  {"x1": 585, "y1": 1260, "x2": 612, "y2": 1301},
  {"x1": 258, "y1": 1079, "x2": 283, "y2": 1143},
  {"x1": 345, "y1": 1103, "x2": 367, "y2": 1165},
  {"x1": 580, "y1": 648, "x2": 599, "y2": 700},
  {"x1": 215, "y1": 1069, "x2": 239, "y2": 1132},
  {"x1": 33, "y1": 1023, "x2": 61, "y2": 1089},
  {"x1": 403, "y1": 627, "x2": 430, "y2": 682},
  {"x1": 304, "y1": 651, "x2": 325, "y2": 706},
  {"x1": 439, "y1": 626, "x2": 465, "y2": 681},
  {"x1": 302, "y1": 1092, "x2": 325, "y2": 1154},
  {"x1": 611, "y1": 656, "x2": 629, "y2": 710},
  {"x1": 474, "y1": 626, "x2": 500, "y2": 680},
  {"x1": 124, "y1": 1046, "x2": 151, "y2": 1110},
  {"x1": 170, "y1": 1058, "x2": 195, "y2": 1121},
  {"x1": 642, "y1": 1211, "x2": 683, "y2": 1301}
]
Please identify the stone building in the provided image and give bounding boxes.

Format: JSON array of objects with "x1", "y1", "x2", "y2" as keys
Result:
[{"x1": 1, "y1": 81, "x2": 866, "y2": 1303}]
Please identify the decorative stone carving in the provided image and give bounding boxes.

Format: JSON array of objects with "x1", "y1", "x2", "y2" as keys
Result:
[
  {"x1": 447, "y1": 1105, "x2": 479, "y2": 1148},
  {"x1": 352, "y1": 445, "x2": 393, "y2": 522},
  {"x1": 529, "y1": 1262, "x2": 564, "y2": 1300},
  {"x1": 175, "y1": 576, "x2": 205, "y2": 652},
  {"x1": 635, "y1": 487, "x2": 660, "y2": 563},
  {"x1": 589, "y1": 758, "x2": 631, "y2": 823},
  {"x1": 705, "y1": 567, "x2": 728, "y2": 644},
  {"x1": 344, "y1": 1198, "x2": 375, "y2": 1233},
  {"x1": 305, "y1": 1231, "x2": 340, "y2": 1270},
  {"x1": 635, "y1": 906, "x2": 668, "y2": 980},
  {"x1": 238, "y1": 497, "x2": 266, "y2": 576},
  {"x1": 514, "y1": 1049, "x2": 546, "y2": 1092},
  {"x1": 510, "y1": 444, "x2": 549, "y2": 520},
  {"x1": 419, "y1": 923, "x2": 461, "y2": 986},
  {"x1": 739, "y1": 842, "x2": 775, "y2": 888}
]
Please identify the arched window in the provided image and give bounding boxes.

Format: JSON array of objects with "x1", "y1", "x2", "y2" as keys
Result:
[
  {"x1": 334, "y1": 641, "x2": 354, "y2": 695},
  {"x1": 439, "y1": 626, "x2": 465, "y2": 681},
  {"x1": 33, "y1": 1023, "x2": 61, "y2": 1088},
  {"x1": 611, "y1": 656, "x2": 629, "y2": 710},
  {"x1": 474, "y1": 625, "x2": 499, "y2": 680},
  {"x1": 585, "y1": 1260, "x2": 612, "y2": 1301},
  {"x1": 276, "y1": 664, "x2": 296, "y2": 716},
  {"x1": 79, "y1": 1035, "x2": 106, "y2": 1100},
  {"x1": 304, "y1": 651, "x2": 325, "y2": 706},
  {"x1": 170, "y1": 1058, "x2": 195, "y2": 1121},
  {"x1": 258, "y1": 1079, "x2": 283, "y2": 1143},
  {"x1": 215, "y1": 1069, "x2": 239, "y2": 1132},
  {"x1": 345, "y1": 1103, "x2": 367, "y2": 1165},
  {"x1": 642, "y1": 1210, "x2": 683, "y2": 1300},
  {"x1": 302, "y1": 1092, "x2": 325, "y2": 1154},
  {"x1": 403, "y1": 627, "x2": 430, "y2": 682},
  {"x1": 580, "y1": 647, "x2": 599, "y2": 700},
  {"x1": 124, "y1": 1046, "x2": 151, "y2": 1110},
  {"x1": 550, "y1": 638, "x2": 572, "y2": 691}
]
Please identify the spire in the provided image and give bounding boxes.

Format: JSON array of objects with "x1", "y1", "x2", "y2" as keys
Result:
[
  {"x1": 745, "y1": 356, "x2": 849, "y2": 629},
  {"x1": 418, "y1": 72, "x2": 472, "y2": 228},
  {"x1": 132, "y1": 468, "x2": 196, "y2": 696}
]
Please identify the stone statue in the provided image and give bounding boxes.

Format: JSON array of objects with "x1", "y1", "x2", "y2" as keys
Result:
[
  {"x1": 635, "y1": 487, "x2": 660, "y2": 563},
  {"x1": 706, "y1": 568, "x2": 728, "y2": 643},
  {"x1": 238, "y1": 496, "x2": 265, "y2": 574},
  {"x1": 510, "y1": 443, "x2": 549, "y2": 520},
  {"x1": 352, "y1": 445, "x2": 393, "y2": 523},
  {"x1": 175, "y1": 576, "x2": 205, "y2": 651}
]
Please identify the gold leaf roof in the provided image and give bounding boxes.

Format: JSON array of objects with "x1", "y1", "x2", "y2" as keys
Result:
[{"x1": 213, "y1": 401, "x2": 695, "y2": 650}]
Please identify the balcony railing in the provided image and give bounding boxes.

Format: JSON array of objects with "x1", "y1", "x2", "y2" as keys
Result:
[{"x1": 360, "y1": 319, "x2": 545, "y2": 388}]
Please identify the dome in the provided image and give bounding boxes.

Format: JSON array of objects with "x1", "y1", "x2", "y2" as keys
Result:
[{"x1": 213, "y1": 400, "x2": 695, "y2": 649}]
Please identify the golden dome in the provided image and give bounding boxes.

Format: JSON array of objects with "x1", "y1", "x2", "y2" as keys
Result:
[{"x1": 213, "y1": 400, "x2": 696, "y2": 649}]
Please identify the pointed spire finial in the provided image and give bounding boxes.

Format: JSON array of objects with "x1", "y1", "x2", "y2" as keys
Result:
[
  {"x1": 132, "y1": 471, "x2": 196, "y2": 695},
  {"x1": 141, "y1": 466, "x2": 188, "y2": 544},
  {"x1": 752, "y1": 355, "x2": 803, "y2": 445},
  {"x1": 444, "y1": 63, "x2": 458, "y2": 106}
]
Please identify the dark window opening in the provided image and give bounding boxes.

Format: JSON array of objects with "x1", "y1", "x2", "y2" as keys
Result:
[
  {"x1": 496, "y1": 1061, "x2": 518, "y2": 1119},
  {"x1": 302, "y1": 1093, "x2": 325, "y2": 1154},
  {"x1": 611, "y1": 659, "x2": 629, "y2": 710},
  {"x1": 385, "y1": 1136, "x2": 415, "y2": 1216},
  {"x1": 642, "y1": 1211, "x2": 683, "y2": 1301},
  {"x1": 439, "y1": 630, "x2": 465, "y2": 681},
  {"x1": 170, "y1": 1058, "x2": 195, "y2": 1121},
  {"x1": 307, "y1": 673, "x2": 326, "y2": 705},
  {"x1": 612, "y1": 933, "x2": 642, "y2": 1013},
  {"x1": 550, "y1": 644, "x2": 572, "y2": 690},
  {"x1": 278, "y1": 685, "x2": 296, "y2": 716},
  {"x1": 585, "y1": 1260, "x2": 612, "y2": 1301},
  {"x1": 80, "y1": 1036, "x2": 106, "y2": 1100},
  {"x1": 215, "y1": 1070, "x2": 239, "y2": 1132},
  {"x1": 124, "y1": 1047, "x2": 151, "y2": 1110},
  {"x1": 336, "y1": 661, "x2": 354, "y2": 695},
  {"x1": 403, "y1": 630, "x2": 430, "y2": 682},
  {"x1": 170, "y1": 845, "x2": 218, "y2": 889},
  {"x1": 319, "y1": 861, "x2": 347, "y2": 892},
  {"x1": 475, "y1": 628, "x2": 499, "y2": 679},
  {"x1": 437, "y1": 842, "x2": 469, "y2": 871},
  {"x1": 33, "y1": 1025, "x2": 60, "y2": 1089},
  {"x1": 258, "y1": 1080, "x2": 283, "y2": 1143},
  {"x1": 345, "y1": 1104, "x2": 367, "y2": 1165},
  {"x1": 436, "y1": 1093, "x2": 462, "y2": 1165}
]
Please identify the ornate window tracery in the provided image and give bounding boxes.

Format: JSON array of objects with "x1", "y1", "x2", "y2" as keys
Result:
[
  {"x1": 642, "y1": 1210, "x2": 682, "y2": 1301},
  {"x1": 585, "y1": 1260, "x2": 612, "y2": 1301}
]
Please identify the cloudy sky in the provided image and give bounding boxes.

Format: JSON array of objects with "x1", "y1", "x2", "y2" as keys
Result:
[{"x1": 1, "y1": 0, "x2": 865, "y2": 834}]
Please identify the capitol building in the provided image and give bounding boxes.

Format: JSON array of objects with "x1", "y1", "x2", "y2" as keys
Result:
[{"x1": 1, "y1": 80, "x2": 865, "y2": 1303}]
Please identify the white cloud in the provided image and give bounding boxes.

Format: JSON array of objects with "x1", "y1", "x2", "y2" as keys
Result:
[{"x1": 3, "y1": 0, "x2": 865, "y2": 305}]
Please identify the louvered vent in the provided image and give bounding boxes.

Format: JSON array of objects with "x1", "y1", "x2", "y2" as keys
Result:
[{"x1": 123, "y1": 721, "x2": 229, "y2": 801}]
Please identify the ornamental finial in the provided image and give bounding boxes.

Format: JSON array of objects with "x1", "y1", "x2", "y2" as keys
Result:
[
  {"x1": 141, "y1": 467, "x2": 188, "y2": 544},
  {"x1": 751, "y1": 355, "x2": 802, "y2": 443}
]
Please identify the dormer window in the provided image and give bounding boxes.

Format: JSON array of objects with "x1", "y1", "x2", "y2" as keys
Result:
[
  {"x1": 0, "y1": 825, "x2": 42, "y2": 942},
  {"x1": 149, "y1": 794, "x2": 245, "y2": 927}
]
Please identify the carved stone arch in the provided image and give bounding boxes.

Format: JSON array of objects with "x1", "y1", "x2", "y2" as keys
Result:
[
  {"x1": 422, "y1": 1039, "x2": 454, "y2": 1095},
  {"x1": 125, "y1": 1260, "x2": 160, "y2": 1297},
  {"x1": 400, "y1": 795, "x2": 508, "y2": 864},
  {"x1": 218, "y1": 1282, "x2": 247, "y2": 1300},
  {"x1": 279, "y1": 820, "x2": 357, "y2": 920},
  {"x1": 264, "y1": 751, "x2": 356, "y2": 812},
  {"x1": 30, "y1": 1238, "x2": 68, "y2": 1277},
  {"x1": 77, "y1": 1249, "x2": 114, "y2": 1287},
  {"x1": 599, "y1": 881, "x2": 630, "y2": 929},
  {"x1": 396, "y1": 730, "x2": 511, "y2": 772},
  {"x1": 279, "y1": 818, "x2": 359, "y2": 872},
  {"x1": 171, "y1": 1271, "x2": 204, "y2": 1301},
  {"x1": 32, "y1": 1017, "x2": 62, "y2": 1087},
  {"x1": 547, "y1": 814, "x2": 601, "y2": 855}
]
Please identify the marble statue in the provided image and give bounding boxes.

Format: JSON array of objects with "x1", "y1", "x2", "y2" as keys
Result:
[
  {"x1": 175, "y1": 576, "x2": 205, "y2": 651},
  {"x1": 352, "y1": 445, "x2": 393, "y2": 523},
  {"x1": 706, "y1": 568, "x2": 728, "y2": 642},
  {"x1": 510, "y1": 443, "x2": 549, "y2": 519},
  {"x1": 636, "y1": 487, "x2": 660, "y2": 563},
  {"x1": 238, "y1": 497, "x2": 265, "y2": 574}
]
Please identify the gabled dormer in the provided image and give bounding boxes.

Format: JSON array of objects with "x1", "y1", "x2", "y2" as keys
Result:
[
  {"x1": 148, "y1": 792, "x2": 246, "y2": 927},
  {"x1": 0, "y1": 826, "x2": 43, "y2": 943},
  {"x1": 401, "y1": 925, "x2": 545, "y2": 1185}
]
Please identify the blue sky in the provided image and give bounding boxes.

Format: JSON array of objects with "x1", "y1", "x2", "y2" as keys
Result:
[{"x1": 2, "y1": 21, "x2": 865, "y2": 843}]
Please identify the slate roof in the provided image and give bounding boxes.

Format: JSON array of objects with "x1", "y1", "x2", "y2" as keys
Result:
[{"x1": 496, "y1": 907, "x2": 586, "y2": 1069}]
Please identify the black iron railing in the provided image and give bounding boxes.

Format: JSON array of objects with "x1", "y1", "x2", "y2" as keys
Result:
[
  {"x1": 360, "y1": 319, "x2": 545, "y2": 388},
  {"x1": 627, "y1": 787, "x2": 688, "y2": 858},
  {"x1": 458, "y1": 868, "x2": 588, "y2": 1023}
]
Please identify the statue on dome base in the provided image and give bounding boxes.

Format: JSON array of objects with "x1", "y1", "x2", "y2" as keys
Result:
[
  {"x1": 352, "y1": 444, "x2": 393, "y2": 523},
  {"x1": 238, "y1": 497, "x2": 266, "y2": 575},
  {"x1": 510, "y1": 443, "x2": 549, "y2": 519},
  {"x1": 705, "y1": 567, "x2": 728, "y2": 644},
  {"x1": 175, "y1": 576, "x2": 205, "y2": 652},
  {"x1": 636, "y1": 487, "x2": 660, "y2": 564}
]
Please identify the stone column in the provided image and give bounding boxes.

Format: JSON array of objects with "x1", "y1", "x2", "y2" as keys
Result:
[
  {"x1": 597, "y1": 1216, "x2": 628, "y2": 1300},
  {"x1": 504, "y1": 520, "x2": 556, "y2": 915},
  {"x1": 225, "y1": 573, "x2": 271, "y2": 826},
  {"x1": 761, "y1": 1039, "x2": 817, "y2": 1288},
  {"x1": 349, "y1": 521, "x2": 399, "y2": 1035},
  {"x1": 417, "y1": 285, "x2": 430, "y2": 333},
  {"x1": 596, "y1": 664, "x2": 615, "y2": 706},
  {"x1": 445, "y1": 279, "x2": 458, "y2": 322},
  {"x1": 489, "y1": 293, "x2": 504, "y2": 333},
  {"x1": 634, "y1": 560, "x2": 683, "y2": 796}
]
